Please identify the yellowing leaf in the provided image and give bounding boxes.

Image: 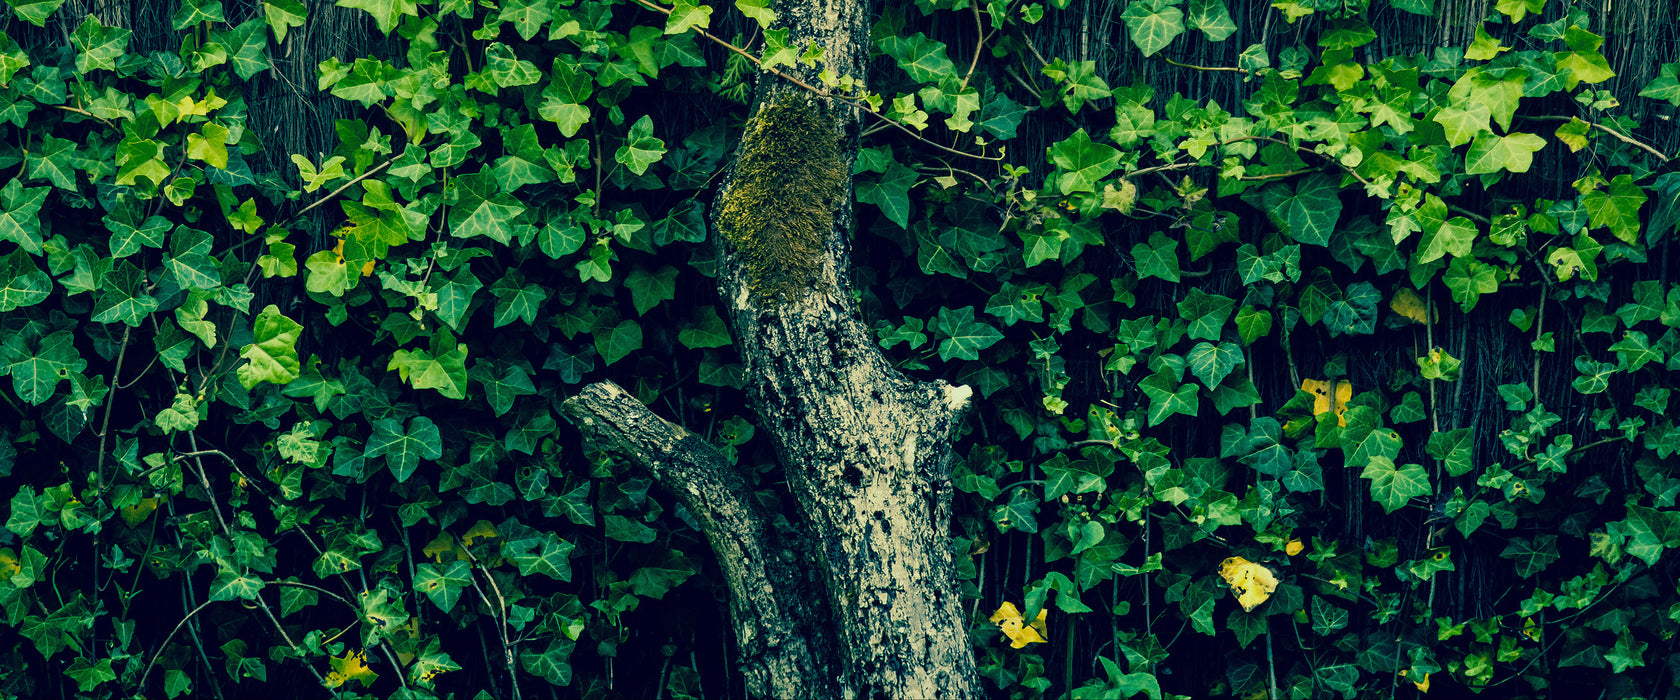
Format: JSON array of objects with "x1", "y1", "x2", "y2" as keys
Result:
[
  {"x1": 0, "y1": 548, "x2": 18, "y2": 580},
  {"x1": 323, "y1": 650, "x2": 378, "y2": 689},
  {"x1": 120, "y1": 497, "x2": 159, "y2": 526},
  {"x1": 988, "y1": 601, "x2": 1048, "y2": 648},
  {"x1": 421, "y1": 532, "x2": 459, "y2": 563},
  {"x1": 1300, "y1": 378, "x2": 1352, "y2": 426},
  {"x1": 1390, "y1": 287, "x2": 1433, "y2": 324},
  {"x1": 1401, "y1": 669, "x2": 1431, "y2": 692},
  {"x1": 1286, "y1": 538, "x2": 1304, "y2": 556},
  {"x1": 1217, "y1": 556, "x2": 1279, "y2": 612},
  {"x1": 330, "y1": 238, "x2": 376, "y2": 276},
  {"x1": 462, "y1": 519, "x2": 499, "y2": 545}
]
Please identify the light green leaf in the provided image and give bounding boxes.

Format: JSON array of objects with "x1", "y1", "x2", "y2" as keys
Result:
[
  {"x1": 1360, "y1": 456, "x2": 1429, "y2": 514},
  {"x1": 666, "y1": 0, "x2": 711, "y2": 34},
  {"x1": 336, "y1": 0, "x2": 418, "y2": 35},
  {"x1": 70, "y1": 16, "x2": 130, "y2": 74},
  {"x1": 5, "y1": 0, "x2": 65, "y2": 27},
  {"x1": 878, "y1": 34, "x2": 955, "y2": 84},
  {"x1": 614, "y1": 115, "x2": 666, "y2": 176},
  {"x1": 388, "y1": 332, "x2": 470, "y2": 399},
  {"x1": 1132, "y1": 232, "x2": 1180, "y2": 283},
  {"x1": 498, "y1": 0, "x2": 551, "y2": 41},
  {"x1": 505, "y1": 532, "x2": 575, "y2": 581},
  {"x1": 1187, "y1": 0, "x2": 1235, "y2": 41},
  {"x1": 1119, "y1": 0, "x2": 1184, "y2": 57},
  {"x1": 1465, "y1": 132, "x2": 1546, "y2": 175},
  {"x1": 263, "y1": 0, "x2": 307, "y2": 43},
  {"x1": 1049, "y1": 128, "x2": 1120, "y2": 195},
  {"x1": 238, "y1": 305, "x2": 304, "y2": 390},
  {"x1": 1140, "y1": 369, "x2": 1199, "y2": 426}
]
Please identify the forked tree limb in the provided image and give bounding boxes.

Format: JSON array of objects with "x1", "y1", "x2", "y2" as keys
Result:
[{"x1": 559, "y1": 380, "x2": 840, "y2": 699}]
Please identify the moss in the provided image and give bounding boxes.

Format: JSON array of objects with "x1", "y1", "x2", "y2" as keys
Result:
[{"x1": 716, "y1": 95, "x2": 848, "y2": 305}]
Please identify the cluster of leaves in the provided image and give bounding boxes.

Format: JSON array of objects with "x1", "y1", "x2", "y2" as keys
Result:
[
  {"x1": 852, "y1": 0, "x2": 1680, "y2": 698},
  {"x1": 0, "y1": 0, "x2": 1678, "y2": 698}
]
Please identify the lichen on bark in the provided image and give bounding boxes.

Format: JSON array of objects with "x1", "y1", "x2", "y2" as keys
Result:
[{"x1": 715, "y1": 95, "x2": 848, "y2": 305}]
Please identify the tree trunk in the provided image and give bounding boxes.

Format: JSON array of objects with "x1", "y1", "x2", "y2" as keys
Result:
[{"x1": 559, "y1": 0, "x2": 983, "y2": 698}]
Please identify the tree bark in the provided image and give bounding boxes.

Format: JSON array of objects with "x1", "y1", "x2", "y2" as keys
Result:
[{"x1": 559, "y1": 0, "x2": 983, "y2": 698}]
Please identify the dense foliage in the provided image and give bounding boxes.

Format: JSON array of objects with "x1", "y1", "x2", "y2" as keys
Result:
[{"x1": 0, "y1": 0, "x2": 1677, "y2": 697}]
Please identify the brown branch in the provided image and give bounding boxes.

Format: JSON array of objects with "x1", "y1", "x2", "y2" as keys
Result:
[
  {"x1": 1519, "y1": 115, "x2": 1670, "y2": 162},
  {"x1": 1164, "y1": 56, "x2": 1252, "y2": 75},
  {"x1": 559, "y1": 381, "x2": 840, "y2": 699}
]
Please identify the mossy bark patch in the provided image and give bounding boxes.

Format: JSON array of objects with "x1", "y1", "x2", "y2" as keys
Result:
[{"x1": 716, "y1": 96, "x2": 848, "y2": 305}]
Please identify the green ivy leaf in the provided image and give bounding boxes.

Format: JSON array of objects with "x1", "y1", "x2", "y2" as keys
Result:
[
  {"x1": 1119, "y1": 0, "x2": 1184, "y2": 57},
  {"x1": 336, "y1": 0, "x2": 418, "y2": 35},
  {"x1": 1266, "y1": 174, "x2": 1341, "y2": 247},
  {"x1": 1186, "y1": 0, "x2": 1235, "y2": 41},
  {"x1": 1465, "y1": 132, "x2": 1546, "y2": 175},
  {"x1": 263, "y1": 0, "x2": 307, "y2": 43},
  {"x1": 69, "y1": 16, "x2": 130, "y2": 74},
  {"x1": 1582, "y1": 174, "x2": 1646, "y2": 245},
  {"x1": 1132, "y1": 232, "x2": 1180, "y2": 283},
  {"x1": 878, "y1": 33, "x2": 955, "y2": 84},
  {"x1": 1186, "y1": 341, "x2": 1243, "y2": 390},
  {"x1": 172, "y1": 0, "x2": 226, "y2": 29},
  {"x1": 1360, "y1": 456, "x2": 1430, "y2": 514},
  {"x1": 0, "y1": 179, "x2": 48, "y2": 253},
  {"x1": 1177, "y1": 288, "x2": 1235, "y2": 341},
  {"x1": 614, "y1": 115, "x2": 666, "y2": 176},
  {"x1": 594, "y1": 319, "x2": 643, "y2": 366},
  {"x1": 935, "y1": 306, "x2": 1003, "y2": 362},
  {"x1": 678, "y1": 306, "x2": 732, "y2": 349},
  {"x1": 1048, "y1": 128, "x2": 1120, "y2": 195},
  {"x1": 498, "y1": 0, "x2": 551, "y2": 41},
  {"x1": 505, "y1": 531, "x2": 576, "y2": 581},
  {"x1": 238, "y1": 305, "x2": 304, "y2": 390},
  {"x1": 366, "y1": 416, "x2": 442, "y2": 482},
  {"x1": 414, "y1": 561, "x2": 472, "y2": 613},
  {"x1": 0, "y1": 249, "x2": 50, "y2": 312},
  {"x1": 5, "y1": 0, "x2": 65, "y2": 27},
  {"x1": 1140, "y1": 369, "x2": 1199, "y2": 426},
  {"x1": 1499, "y1": 534, "x2": 1560, "y2": 578},
  {"x1": 388, "y1": 331, "x2": 470, "y2": 399}
]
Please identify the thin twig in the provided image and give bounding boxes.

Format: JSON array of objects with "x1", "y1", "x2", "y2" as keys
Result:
[
  {"x1": 1164, "y1": 56, "x2": 1251, "y2": 75},
  {"x1": 1518, "y1": 115, "x2": 1670, "y2": 162}
]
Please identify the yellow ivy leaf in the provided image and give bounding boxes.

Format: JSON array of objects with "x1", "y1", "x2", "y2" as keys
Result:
[
  {"x1": 462, "y1": 519, "x2": 499, "y2": 546},
  {"x1": 1400, "y1": 669, "x2": 1431, "y2": 693},
  {"x1": 1390, "y1": 287, "x2": 1433, "y2": 324},
  {"x1": 1299, "y1": 378, "x2": 1352, "y2": 426},
  {"x1": 1285, "y1": 538, "x2": 1304, "y2": 556},
  {"x1": 0, "y1": 548, "x2": 18, "y2": 580},
  {"x1": 1217, "y1": 557, "x2": 1279, "y2": 612},
  {"x1": 120, "y1": 497, "x2": 159, "y2": 527},
  {"x1": 421, "y1": 533, "x2": 459, "y2": 563},
  {"x1": 323, "y1": 651, "x2": 378, "y2": 689},
  {"x1": 988, "y1": 601, "x2": 1048, "y2": 648}
]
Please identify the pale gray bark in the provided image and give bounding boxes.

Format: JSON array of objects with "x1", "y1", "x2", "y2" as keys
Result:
[{"x1": 562, "y1": 0, "x2": 983, "y2": 697}]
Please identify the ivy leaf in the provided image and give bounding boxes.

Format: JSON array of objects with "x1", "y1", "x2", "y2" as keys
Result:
[
  {"x1": 366, "y1": 416, "x2": 442, "y2": 483},
  {"x1": 625, "y1": 266, "x2": 678, "y2": 316},
  {"x1": 235, "y1": 305, "x2": 304, "y2": 390},
  {"x1": 1609, "y1": 331, "x2": 1663, "y2": 372},
  {"x1": 935, "y1": 306, "x2": 1003, "y2": 362},
  {"x1": 678, "y1": 306, "x2": 732, "y2": 349},
  {"x1": 70, "y1": 16, "x2": 130, "y2": 74},
  {"x1": 450, "y1": 172, "x2": 525, "y2": 245},
  {"x1": 1132, "y1": 232, "x2": 1180, "y2": 283},
  {"x1": 1426, "y1": 428, "x2": 1475, "y2": 477},
  {"x1": 1432, "y1": 102, "x2": 1491, "y2": 148},
  {"x1": 594, "y1": 319, "x2": 643, "y2": 366},
  {"x1": 665, "y1": 0, "x2": 711, "y2": 34},
  {"x1": 878, "y1": 33, "x2": 955, "y2": 84},
  {"x1": 1119, "y1": 0, "x2": 1184, "y2": 57},
  {"x1": 336, "y1": 0, "x2": 418, "y2": 35},
  {"x1": 613, "y1": 114, "x2": 667, "y2": 176},
  {"x1": 1266, "y1": 174, "x2": 1342, "y2": 247},
  {"x1": 1140, "y1": 369, "x2": 1199, "y2": 426},
  {"x1": 1177, "y1": 288, "x2": 1235, "y2": 341},
  {"x1": 388, "y1": 332, "x2": 470, "y2": 399},
  {"x1": 856, "y1": 159, "x2": 916, "y2": 228},
  {"x1": 0, "y1": 249, "x2": 50, "y2": 312},
  {"x1": 1322, "y1": 281, "x2": 1380, "y2": 336},
  {"x1": 505, "y1": 531, "x2": 576, "y2": 581},
  {"x1": 1186, "y1": 0, "x2": 1235, "y2": 41},
  {"x1": 1499, "y1": 535, "x2": 1560, "y2": 578},
  {"x1": 1416, "y1": 195, "x2": 1477, "y2": 263},
  {"x1": 26, "y1": 135, "x2": 76, "y2": 190},
  {"x1": 172, "y1": 0, "x2": 225, "y2": 29},
  {"x1": 1582, "y1": 174, "x2": 1646, "y2": 245},
  {"x1": 2, "y1": 328, "x2": 85, "y2": 405},
  {"x1": 498, "y1": 0, "x2": 551, "y2": 41},
  {"x1": 414, "y1": 561, "x2": 472, "y2": 613},
  {"x1": 1048, "y1": 129, "x2": 1120, "y2": 195},
  {"x1": 1360, "y1": 456, "x2": 1430, "y2": 514},
  {"x1": 470, "y1": 360, "x2": 536, "y2": 416},
  {"x1": 263, "y1": 0, "x2": 307, "y2": 43},
  {"x1": 5, "y1": 0, "x2": 64, "y2": 27},
  {"x1": 1187, "y1": 341, "x2": 1243, "y2": 390},
  {"x1": 91, "y1": 260, "x2": 159, "y2": 326},
  {"x1": 1465, "y1": 132, "x2": 1546, "y2": 175},
  {"x1": 0, "y1": 179, "x2": 48, "y2": 253},
  {"x1": 484, "y1": 43, "x2": 540, "y2": 88}
]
